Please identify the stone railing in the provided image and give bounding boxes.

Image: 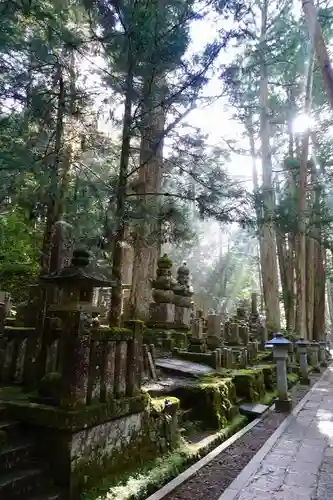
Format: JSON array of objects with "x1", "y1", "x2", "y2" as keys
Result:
[
  {"x1": 0, "y1": 326, "x2": 37, "y2": 385},
  {"x1": 0, "y1": 321, "x2": 144, "y2": 407},
  {"x1": 85, "y1": 327, "x2": 142, "y2": 403}
]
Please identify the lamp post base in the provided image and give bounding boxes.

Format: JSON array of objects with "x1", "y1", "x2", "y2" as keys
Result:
[{"x1": 275, "y1": 398, "x2": 292, "y2": 413}]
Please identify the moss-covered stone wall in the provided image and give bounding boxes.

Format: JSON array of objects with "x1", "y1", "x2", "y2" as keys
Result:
[
  {"x1": 167, "y1": 376, "x2": 237, "y2": 429},
  {"x1": 232, "y1": 369, "x2": 266, "y2": 402}
]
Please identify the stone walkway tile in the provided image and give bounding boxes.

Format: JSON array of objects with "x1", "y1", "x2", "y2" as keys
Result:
[
  {"x1": 301, "y1": 438, "x2": 326, "y2": 449},
  {"x1": 262, "y1": 452, "x2": 293, "y2": 468},
  {"x1": 218, "y1": 367, "x2": 333, "y2": 500},
  {"x1": 284, "y1": 471, "x2": 317, "y2": 488},
  {"x1": 273, "y1": 486, "x2": 316, "y2": 500},
  {"x1": 324, "y1": 446, "x2": 333, "y2": 457},
  {"x1": 248, "y1": 471, "x2": 285, "y2": 491},
  {"x1": 288, "y1": 459, "x2": 318, "y2": 474}
]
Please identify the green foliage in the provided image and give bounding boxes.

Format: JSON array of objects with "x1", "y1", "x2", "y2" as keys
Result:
[{"x1": 0, "y1": 211, "x2": 39, "y2": 300}]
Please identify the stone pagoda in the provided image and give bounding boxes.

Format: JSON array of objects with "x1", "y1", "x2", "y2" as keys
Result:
[
  {"x1": 148, "y1": 254, "x2": 176, "y2": 325},
  {"x1": 173, "y1": 262, "x2": 193, "y2": 327}
]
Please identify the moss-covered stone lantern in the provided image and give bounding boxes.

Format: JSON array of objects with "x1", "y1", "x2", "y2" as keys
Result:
[{"x1": 40, "y1": 247, "x2": 114, "y2": 408}]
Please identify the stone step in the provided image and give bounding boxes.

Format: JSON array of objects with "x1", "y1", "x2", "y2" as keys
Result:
[
  {"x1": 239, "y1": 402, "x2": 269, "y2": 418},
  {"x1": 0, "y1": 442, "x2": 35, "y2": 471},
  {"x1": 0, "y1": 468, "x2": 52, "y2": 499}
]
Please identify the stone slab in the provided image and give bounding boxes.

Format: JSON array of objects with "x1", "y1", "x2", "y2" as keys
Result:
[
  {"x1": 239, "y1": 403, "x2": 269, "y2": 418},
  {"x1": 155, "y1": 357, "x2": 215, "y2": 377}
]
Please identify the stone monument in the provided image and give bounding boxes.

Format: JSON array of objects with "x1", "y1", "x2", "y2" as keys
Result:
[{"x1": 149, "y1": 254, "x2": 176, "y2": 325}]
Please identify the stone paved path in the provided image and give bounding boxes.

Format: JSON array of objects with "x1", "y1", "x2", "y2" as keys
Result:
[{"x1": 219, "y1": 366, "x2": 333, "y2": 500}]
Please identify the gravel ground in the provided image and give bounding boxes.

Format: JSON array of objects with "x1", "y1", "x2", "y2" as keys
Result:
[{"x1": 163, "y1": 372, "x2": 322, "y2": 500}]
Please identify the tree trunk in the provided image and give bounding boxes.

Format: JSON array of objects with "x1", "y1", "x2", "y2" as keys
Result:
[
  {"x1": 312, "y1": 173, "x2": 325, "y2": 340},
  {"x1": 109, "y1": 59, "x2": 134, "y2": 327},
  {"x1": 301, "y1": 0, "x2": 333, "y2": 111},
  {"x1": 297, "y1": 43, "x2": 314, "y2": 339},
  {"x1": 326, "y1": 279, "x2": 333, "y2": 338},
  {"x1": 129, "y1": 75, "x2": 166, "y2": 320},
  {"x1": 259, "y1": 0, "x2": 280, "y2": 334},
  {"x1": 40, "y1": 66, "x2": 65, "y2": 273}
]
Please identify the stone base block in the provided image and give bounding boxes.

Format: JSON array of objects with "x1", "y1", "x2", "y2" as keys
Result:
[
  {"x1": 275, "y1": 398, "x2": 292, "y2": 413},
  {"x1": 206, "y1": 335, "x2": 221, "y2": 350},
  {"x1": 149, "y1": 302, "x2": 175, "y2": 324},
  {"x1": 5, "y1": 395, "x2": 179, "y2": 499},
  {"x1": 174, "y1": 306, "x2": 191, "y2": 328},
  {"x1": 300, "y1": 376, "x2": 310, "y2": 385},
  {"x1": 188, "y1": 340, "x2": 206, "y2": 353},
  {"x1": 312, "y1": 366, "x2": 321, "y2": 373},
  {"x1": 321, "y1": 362, "x2": 328, "y2": 367}
]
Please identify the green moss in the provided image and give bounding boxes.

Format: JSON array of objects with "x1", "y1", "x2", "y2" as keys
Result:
[
  {"x1": 157, "y1": 254, "x2": 173, "y2": 268},
  {"x1": 287, "y1": 372, "x2": 299, "y2": 388},
  {"x1": 232, "y1": 368, "x2": 265, "y2": 402},
  {"x1": 5, "y1": 394, "x2": 148, "y2": 431},
  {"x1": 150, "y1": 397, "x2": 180, "y2": 413},
  {"x1": 260, "y1": 391, "x2": 277, "y2": 405},
  {"x1": 91, "y1": 327, "x2": 133, "y2": 341},
  {"x1": 82, "y1": 414, "x2": 247, "y2": 500},
  {"x1": 167, "y1": 376, "x2": 237, "y2": 429}
]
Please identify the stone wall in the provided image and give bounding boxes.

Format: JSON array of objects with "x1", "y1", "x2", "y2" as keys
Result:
[{"x1": 7, "y1": 395, "x2": 179, "y2": 499}]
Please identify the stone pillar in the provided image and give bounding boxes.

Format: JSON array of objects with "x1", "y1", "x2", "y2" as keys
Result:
[
  {"x1": 207, "y1": 314, "x2": 222, "y2": 337},
  {"x1": 60, "y1": 311, "x2": 91, "y2": 407},
  {"x1": 247, "y1": 341, "x2": 258, "y2": 364},
  {"x1": 230, "y1": 322, "x2": 240, "y2": 345},
  {"x1": 269, "y1": 333, "x2": 292, "y2": 413},
  {"x1": 174, "y1": 306, "x2": 191, "y2": 327},
  {"x1": 319, "y1": 341, "x2": 327, "y2": 367},
  {"x1": 296, "y1": 338, "x2": 310, "y2": 385},
  {"x1": 251, "y1": 292, "x2": 257, "y2": 314},
  {"x1": 239, "y1": 324, "x2": 249, "y2": 345},
  {"x1": 222, "y1": 347, "x2": 233, "y2": 369},
  {"x1": 309, "y1": 342, "x2": 321, "y2": 373}
]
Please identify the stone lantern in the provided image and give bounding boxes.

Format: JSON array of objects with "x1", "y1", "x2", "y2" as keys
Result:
[
  {"x1": 318, "y1": 341, "x2": 328, "y2": 367},
  {"x1": 266, "y1": 332, "x2": 292, "y2": 412},
  {"x1": 308, "y1": 341, "x2": 321, "y2": 373},
  {"x1": 40, "y1": 247, "x2": 114, "y2": 408},
  {"x1": 295, "y1": 338, "x2": 310, "y2": 385}
]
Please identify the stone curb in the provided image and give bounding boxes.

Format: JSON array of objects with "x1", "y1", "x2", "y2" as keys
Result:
[
  {"x1": 145, "y1": 417, "x2": 263, "y2": 500},
  {"x1": 217, "y1": 365, "x2": 332, "y2": 500}
]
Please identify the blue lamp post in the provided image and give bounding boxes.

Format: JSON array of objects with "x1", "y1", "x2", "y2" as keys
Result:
[{"x1": 266, "y1": 332, "x2": 292, "y2": 413}]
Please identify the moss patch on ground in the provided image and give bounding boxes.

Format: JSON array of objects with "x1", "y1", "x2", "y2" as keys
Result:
[{"x1": 82, "y1": 414, "x2": 247, "y2": 500}]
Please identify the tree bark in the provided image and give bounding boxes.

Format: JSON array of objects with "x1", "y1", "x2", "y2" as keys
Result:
[
  {"x1": 129, "y1": 75, "x2": 166, "y2": 320},
  {"x1": 312, "y1": 173, "x2": 325, "y2": 340},
  {"x1": 302, "y1": 0, "x2": 333, "y2": 111},
  {"x1": 40, "y1": 66, "x2": 65, "y2": 273},
  {"x1": 297, "y1": 44, "x2": 314, "y2": 339},
  {"x1": 259, "y1": 0, "x2": 280, "y2": 334},
  {"x1": 109, "y1": 58, "x2": 134, "y2": 327}
]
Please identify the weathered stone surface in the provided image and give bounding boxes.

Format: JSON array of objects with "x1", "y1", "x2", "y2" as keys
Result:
[
  {"x1": 149, "y1": 302, "x2": 175, "y2": 323},
  {"x1": 239, "y1": 403, "x2": 269, "y2": 418},
  {"x1": 219, "y1": 367, "x2": 333, "y2": 500},
  {"x1": 155, "y1": 357, "x2": 215, "y2": 377}
]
